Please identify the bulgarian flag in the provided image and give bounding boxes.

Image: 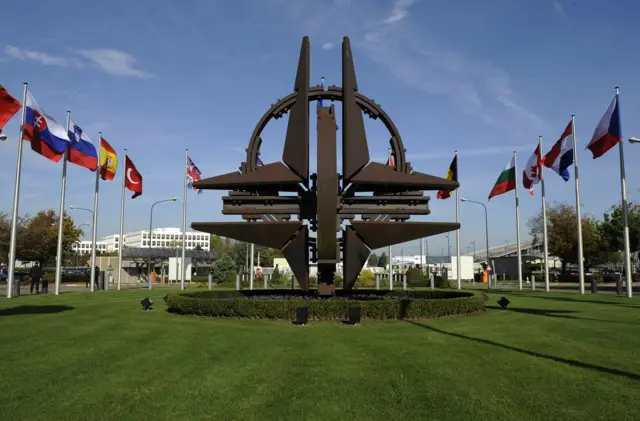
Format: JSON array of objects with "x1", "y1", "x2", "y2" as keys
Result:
[{"x1": 489, "y1": 155, "x2": 516, "y2": 200}]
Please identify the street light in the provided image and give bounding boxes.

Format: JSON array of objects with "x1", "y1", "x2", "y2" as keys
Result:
[
  {"x1": 628, "y1": 137, "x2": 640, "y2": 144},
  {"x1": 471, "y1": 240, "x2": 476, "y2": 260},
  {"x1": 148, "y1": 198, "x2": 177, "y2": 290},
  {"x1": 461, "y1": 197, "x2": 491, "y2": 288},
  {"x1": 0, "y1": 133, "x2": 7, "y2": 141}
]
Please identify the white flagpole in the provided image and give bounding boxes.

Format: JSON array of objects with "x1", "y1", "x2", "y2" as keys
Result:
[
  {"x1": 117, "y1": 149, "x2": 127, "y2": 291},
  {"x1": 250, "y1": 243, "x2": 255, "y2": 290},
  {"x1": 90, "y1": 133, "x2": 101, "y2": 292},
  {"x1": 615, "y1": 87, "x2": 633, "y2": 298},
  {"x1": 6, "y1": 82, "x2": 29, "y2": 299},
  {"x1": 514, "y1": 151, "x2": 523, "y2": 290},
  {"x1": 54, "y1": 111, "x2": 71, "y2": 295},
  {"x1": 181, "y1": 149, "x2": 187, "y2": 291},
  {"x1": 455, "y1": 151, "x2": 461, "y2": 290},
  {"x1": 572, "y1": 115, "x2": 585, "y2": 294},
  {"x1": 539, "y1": 136, "x2": 550, "y2": 292}
]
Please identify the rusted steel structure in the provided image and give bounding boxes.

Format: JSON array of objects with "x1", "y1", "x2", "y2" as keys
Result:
[{"x1": 192, "y1": 36, "x2": 459, "y2": 295}]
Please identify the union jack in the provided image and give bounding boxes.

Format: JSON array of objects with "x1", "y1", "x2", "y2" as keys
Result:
[{"x1": 186, "y1": 156, "x2": 202, "y2": 194}]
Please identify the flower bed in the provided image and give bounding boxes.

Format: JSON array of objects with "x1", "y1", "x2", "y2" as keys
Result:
[{"x1": 165, "y1": 289, "x2": 484, "y2": 320}]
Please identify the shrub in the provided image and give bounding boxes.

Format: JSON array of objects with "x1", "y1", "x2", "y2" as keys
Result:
[
  {"x1": 406, "y1": 268, "x2": 426, "y2": 287},
  {"x1": 356, "y1": 270, "x2": 375, "y2": 288},
  {"x1": 211, "y1": 252, "x2": 236, "y2": 284},
  {"x1": 166, "y1": 289, "x2": 484, "y2": 320}
]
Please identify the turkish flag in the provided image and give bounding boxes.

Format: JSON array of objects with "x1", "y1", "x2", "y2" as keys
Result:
[{"x1": 125, "y1": 155, "x2": 143, "y2": 199}]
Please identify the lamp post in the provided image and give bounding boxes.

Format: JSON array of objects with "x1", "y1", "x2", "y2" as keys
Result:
[
  {"x1": 148, "y1": 198, "x2": 177, "y2": 290},
  {"x1": 69, "y1": 206, "x2": 96, "y2": 286},
  {"x1": 471, "y1": 240, "x2": 476, "y2": 260},
  {"x1": 461, "y1": 198, "x2": 490, "y2": 288},
  {"x1": 628, "y1": 137, "x2": 640, "y2": 144}
]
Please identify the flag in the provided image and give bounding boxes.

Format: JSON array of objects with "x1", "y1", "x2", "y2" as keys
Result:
[
  {"x1": 387, "y1": 153, "x2": 395, "y2": 167},
  {"x1": 256, "y1": 155, "x2": 264, "y2": 166},
  {"x1": 24, "y1": 92, "x2": 69, "y2": 162},
  {"x1": 68, "y1": 120, "x2": 98, "y2": 171},
  {"x1": 542, "y1": 121, "x2": 572, "y2": 181},
  {"x1": 523, "y1": 145, "x2": 542, "y2": 195},
  {"x1": 0, "y1": 84, "x2": 21, "y2": 131},
  {"x1": 124, "y1": 155, "x2": 143, "y2": 198},
  {"x1": 99, "y1": 137, "x2": 117, "y2": 181},
  {"x1": 489, "y1": 156, "x2": 516, "y2": 200},
  {"x1": 587, "y1": 93, "x2": 622, "y2": 159},
  {"x1": 437, "y1": 155, "x2": 457, "y2": 199},
  {"x1": 186, "y1": 155, "x2": 202, "y2": 194}
]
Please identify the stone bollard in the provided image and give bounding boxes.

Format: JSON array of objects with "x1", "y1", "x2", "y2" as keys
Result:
[
  {"x1": 531, "y1": 275, "x2": 536, "y2": 291},
  {"x1": 375, "y1": 273, "x2": 380, "y2": 290},
  {"x1": 402, "y1": 273, "x2": 407, "y2": 290},
  {"x1": 264, "y1": 273, "x2": 268, "y2": 289},
  {"x1": 236, "y1": 274, "x2": 240, "y2": 291},
  {"x1": 291, "y1": 274, "x2": 296, "y2": 290},
  {"x1": 208, "y1": 273, "x2": 212, "y2": 290}
]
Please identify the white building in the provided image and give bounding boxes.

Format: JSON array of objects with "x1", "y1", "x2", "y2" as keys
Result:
[
  {"x1": 72, "y1": 228, "x2": 210, "y2": 255},
  {"x1": 72, "y1": 241, "x2": 107, "y2": 255}
]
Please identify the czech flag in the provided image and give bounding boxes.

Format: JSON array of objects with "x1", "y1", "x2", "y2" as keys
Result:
[
  {"x1": 587, "y1": 93, "x2": 622, "y2": 159},
  {"x1": 24, "y1": 92, "x2": 69, "y2": 162},
  {"x1": 68, "y1": 120, "x2": 98, "y2": 171},
  {"x1": 99, "y1": 136, "x2": 117, "y2": 181}
]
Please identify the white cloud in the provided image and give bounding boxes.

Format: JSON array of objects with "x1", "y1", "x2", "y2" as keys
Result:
[
  {"x1": 76, "y1": 49, "x2": 153, "y2": 78},
  {"x1": 321, "y1": 42, "x2": 335, "y2": 50},
  {"x1": 553, "y1": 0, "x2": 566, "y2": 17},
  {"x1": 384, "y1": 0, "x2": 416, "y2": 24},
  {"x1": 272, "y1": 0, "x2": 543, "y2": 131},
  {"x1": 4, "y1": 45, "x2": 76, "y2": 67},
  {"x1": 4, "y1": 45, "x2": 152, "y2": 78}
]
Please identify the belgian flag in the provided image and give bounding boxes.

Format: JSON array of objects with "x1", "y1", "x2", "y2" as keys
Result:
[{"x1": 436, "y1": 154, "x2": 457, "y2": 199}]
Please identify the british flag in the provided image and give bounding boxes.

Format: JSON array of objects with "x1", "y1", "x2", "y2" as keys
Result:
[{"x1": 186, "y1": 156, "x2": 202, "y2": 194}]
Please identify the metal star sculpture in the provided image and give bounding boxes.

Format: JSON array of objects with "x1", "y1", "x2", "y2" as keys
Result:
[{"x1": 192, "y1": 36, "x2": 459, "y2": 295}]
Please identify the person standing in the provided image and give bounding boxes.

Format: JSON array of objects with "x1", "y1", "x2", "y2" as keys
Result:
[{"x1": 29, "y1": 262, "x2": 42, "y2": 294}]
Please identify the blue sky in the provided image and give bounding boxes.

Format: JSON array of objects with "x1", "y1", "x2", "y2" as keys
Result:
[{"x1": 1, "y1": 0, "x2": 640, "y2": 256}]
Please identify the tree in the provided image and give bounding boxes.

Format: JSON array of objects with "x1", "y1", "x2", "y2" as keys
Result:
[
  {"x1": 528, "y1": 202, "x2": 601, "y2": 272},
  {"x1": 0, "y1": 211, "x2": 29, "y2": 265},
  {"x1": 378, "y1": 252, "x2": 388, "y2": 268},
  {"x1": 599, "y1": 202, "x2": 640, "y2": 254},
  {"x1": 368, "y1": 253, "x2": 378, "y2": 267},
  {"x1": 210, "y1": 252, "x2": 237, "y2": 283},
  {"x1": 9, "y1": 210, "x2": 82, "y2": 266}
]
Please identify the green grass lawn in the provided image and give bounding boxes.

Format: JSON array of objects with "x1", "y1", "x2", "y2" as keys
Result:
[{"x1": 0, "y1": 289, "x2": 638, "y2": 421}]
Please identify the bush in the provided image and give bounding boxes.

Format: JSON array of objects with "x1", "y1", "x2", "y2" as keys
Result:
[
  {"x1": 166, "y1": 289, "x2": 484, "y2": 320},
  {"x1": 356, "y1": 270, "x2": 375, "y2": 288},
  {"x1": 406, "y1": 268, "x2": 426, "y2": 287}
]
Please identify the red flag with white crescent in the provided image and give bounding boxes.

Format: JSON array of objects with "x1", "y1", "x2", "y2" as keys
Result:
[{"x1": 125, "y1": 155, "x2": 143, "y2": 199}]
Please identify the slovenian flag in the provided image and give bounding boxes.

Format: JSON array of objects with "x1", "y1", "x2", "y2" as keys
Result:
[
  {"x1": 68, "y1": 120, "x2": 98, "y2": 171},
  {"x1": 24, "y1": 92, "x2": 69, "y2": 162},
  {"x1": 587, "y1": 93, "x2": 622, "y2": 159},
  {"x1": 543, "y1": 121, "x2": 573, "y2": 181}
]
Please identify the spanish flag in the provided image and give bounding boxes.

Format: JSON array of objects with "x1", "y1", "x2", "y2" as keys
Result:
[
  {"x1": 436, "y1": 154, "x2": 457, "y2": 199},
  {"x1": 99, "y1": 136, "x2": 118, "y2": 181}
]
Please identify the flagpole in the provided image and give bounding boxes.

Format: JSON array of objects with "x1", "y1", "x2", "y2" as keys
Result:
[
  {"x1": 181, "y1": 149, "x2": 187, "y2": 291},
  {"x1": 54, "y1": 111, "x2": 71, "y2": 295},
  {"x1": 90, "y1": 133, "x2": 101, "y2": 292},
  {"x1": 572, "y1": 115, "x2": 585, "y2": 294},
  {"x1": 514, "y1": 150, "x2": 523, "y2": 290},
  {"x1": 117, "y1": 149, "x2": 127, "y2": 291},
  {"x1": 455, "y1": 151, "x2": 461, "y2": 290},
  {"x1": 6, "y1": 82, "x2": 28, "y2": 298},
  {"x1": 539, "y1": 136, "x2": 550, "y2": 292},
  {"x1": 615, "y1": 87, "x2": 633, "y2": 298}
]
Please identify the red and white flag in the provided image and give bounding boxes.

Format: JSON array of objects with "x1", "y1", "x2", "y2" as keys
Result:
[
  {"x1": 124, "y1": 155, "x2": 143, "y2": 199},
  {"x1": 522, "y1": 144, "x2": 542, "y2": 196}
]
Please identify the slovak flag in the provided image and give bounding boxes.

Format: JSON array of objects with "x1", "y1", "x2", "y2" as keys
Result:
[
  {"x1": 24, "y1": 92, "x2": 70, "y2": 162},
  {"x1": 543, "y1": 121, "x2": 573, "y2": 181},
  {"x1": 186, "y1": 156, "x2": 202, "y2": 194},
  {"x1": 587, "y1": 93, "x2": 622, "y2": 159},
  {"x1": 68, "y1": 120, "x2": 98, "y2": 171}
]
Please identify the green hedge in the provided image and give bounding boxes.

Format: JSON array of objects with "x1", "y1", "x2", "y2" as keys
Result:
[{"x1": 166, "y1": 290, "x2": 484, "y2": 320}]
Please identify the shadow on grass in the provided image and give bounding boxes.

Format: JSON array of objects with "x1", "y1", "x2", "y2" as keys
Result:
[
  {"x1": 485, "y1": 306, "x2": 639, "y2": 325},
  {"x1": 506, "y1": 293, "x2": 640, "y2": 309},
  {"x1": 407, "y1": 320, "x2": 640, "y2": 382},
  {"x1": 0, "y1": 305, "x2": 75, "y2": 316}
]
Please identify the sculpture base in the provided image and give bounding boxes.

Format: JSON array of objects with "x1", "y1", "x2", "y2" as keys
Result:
[{"x1": 317, "y1": 283, "x2": 336, "y2": 296}]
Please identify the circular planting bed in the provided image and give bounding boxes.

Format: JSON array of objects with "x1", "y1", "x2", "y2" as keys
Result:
[{"x1": 166, "y1": 289, "x2": 484, "y2": 320}]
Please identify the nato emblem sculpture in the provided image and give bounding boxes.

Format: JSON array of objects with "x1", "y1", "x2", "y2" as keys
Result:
[{"x1": 192, "y1": 36, "x2": 459, "y2": 295}]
